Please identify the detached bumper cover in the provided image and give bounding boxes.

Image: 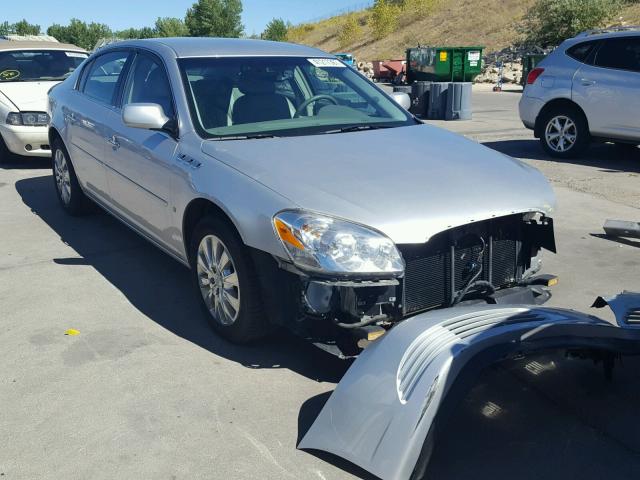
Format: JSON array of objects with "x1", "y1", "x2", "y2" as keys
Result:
[{"x1": 299, "y1": 292, "x2": 640, "y2": 480}]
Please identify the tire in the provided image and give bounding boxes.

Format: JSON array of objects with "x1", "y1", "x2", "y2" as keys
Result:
[
  {"x1": 0, "y1": 134, "x2": 12, "y2": 165},
  {"x1": 539, "y1": 106, "x2": 590, "y2": 159},
  {"x1": 189, "y1": 215, "x2": 270, "y2": 344},
  {"x1": 614, "y1": 142, "x2": 639, "y2": 158},
  {"x1": 52, "y1": 138, "x2": 90, "y2": 215}
]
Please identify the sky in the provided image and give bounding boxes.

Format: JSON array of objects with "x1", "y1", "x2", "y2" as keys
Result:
[{"x1": 3, "y1": 0, "x2": 372, "y2": 36}]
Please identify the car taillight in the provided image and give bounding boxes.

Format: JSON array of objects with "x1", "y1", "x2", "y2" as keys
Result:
[{"x1": 527, "y1": 67, "x2": 545, "y2": 85}]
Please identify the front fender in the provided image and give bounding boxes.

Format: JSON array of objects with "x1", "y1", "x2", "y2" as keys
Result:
[{"x1": 299, "y1": 293, "x2": 640, "y2": 480}]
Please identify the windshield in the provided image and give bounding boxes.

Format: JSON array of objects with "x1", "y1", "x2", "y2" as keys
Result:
[
  {"x1": 0, "y1": 50, "x2": 88, "y2": 82},
  {"x1": 179, "y1": 56, "x2": 413, "y2": 139}
]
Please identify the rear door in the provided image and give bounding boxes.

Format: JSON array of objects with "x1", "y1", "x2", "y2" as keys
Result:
[
  {"x1": 572, "y1": 36, "x2": 640, "y2": 139},
  {"x1": 65, "y1": 50, "x2": 131, "y2": 203},
  {"x1": 102, "y1": 51, "x2": 179, "y2": 247}
]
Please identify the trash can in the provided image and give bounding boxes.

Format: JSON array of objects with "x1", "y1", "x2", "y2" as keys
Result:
[
  {"x1": 445, "y1": 82, "x2": 472, "y2": 120},
  {"x1": 410, "y1": 81, "x2": 430, "y2": 116},
  {"x1": 406, "y1": 46, "x2": 484, "y2": 83},
  {"x1": 426, "y1": 82, "x2": 449, "y2": 120}
]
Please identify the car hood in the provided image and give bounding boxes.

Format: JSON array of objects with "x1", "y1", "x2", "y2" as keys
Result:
[
  {"x1": 0, "y1": 81, "x2": 58, "y2": 111},
  {"x1": 201, "y1": 124, "x2": 556, "y2": 244}
]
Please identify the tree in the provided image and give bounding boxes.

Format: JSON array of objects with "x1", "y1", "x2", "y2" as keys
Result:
[
  {"x1": 338, "y1": 15, "x2": 361, "y2": 49},
  {"x1": 261, "y1": 18, "x2": 288, "y2": 41},
  {"x1": 117, "y1": 26, "x2": 156, "y2": 39},
  {"x1": 520, "y1": 0, "x2": 622, "y2": 47},
  {"x1": 371, "y1": 0, "x2": 400, "y2": 39},
  {"x1": 13, "y1": 19, "x2": 41, "y2": 36},
  {"x1": 0, "y1": 19, "x2": 41, "y2": 37},
  {"x1": 0, "y1": 21, "x2": 13, "y2": 36},
  {"x1": 47, "y1": 19, "x2": 112, "y2": 50},
  {"x1": 185, "y1": 0, "x2": 244, "y2": 37},
  {"x1": 155, "y1": 17, "x2": 189, "y2": 37}
]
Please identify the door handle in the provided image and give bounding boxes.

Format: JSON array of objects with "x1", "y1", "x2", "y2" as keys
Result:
[
  {"x1": 65, "y1": 112, "x2": 76, "y2": 124},
  {"x1": 107, "y1": 135, "x2": 120, "y2": 149},
  {"x1": 581, "y1": 78, "x2": 596, "y2": 86}
]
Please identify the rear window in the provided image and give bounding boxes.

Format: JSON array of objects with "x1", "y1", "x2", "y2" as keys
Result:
[
  {"x1": 566, "y1": 41, "x2": 598, "y2": 64},
  {"x1": 593, "y1": 37, "x2": 640, "y2": 72}
]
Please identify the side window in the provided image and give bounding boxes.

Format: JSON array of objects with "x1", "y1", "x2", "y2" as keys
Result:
[
  {"x1": 566, "y1": 40, "x2": 598, "y2": 64},
  {"x1": 82, "y1": 51, "x2": 130, "y2": 105},
  {"x1": 122, "y1": 53, "x2": 175, "y2": 118},
  {"x1": 594, "y1": 37, "x2": 640, "y2": 72}
]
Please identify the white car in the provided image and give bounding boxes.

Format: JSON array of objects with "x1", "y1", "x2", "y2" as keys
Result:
[{"x1": 0, "y1": 40, "x2": 87, "y2": 161}]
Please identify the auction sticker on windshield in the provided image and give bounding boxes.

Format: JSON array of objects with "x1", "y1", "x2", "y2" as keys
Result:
[
  {"x1": 65, "y1": 52, "x2": 88, "y2": 58},
  {"x1": 308, "y1": 58, "x2": 345, "y2": 68},
  {"x1": 0, "y1": 70, "x2": 20, "y2": 81}
]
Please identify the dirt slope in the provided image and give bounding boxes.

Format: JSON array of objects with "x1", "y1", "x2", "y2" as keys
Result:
[{"x1": 288, "y1": 1, "x2": 640, "y2": 61}]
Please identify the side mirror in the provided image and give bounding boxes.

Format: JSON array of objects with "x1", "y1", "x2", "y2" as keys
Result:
[
  {"x1": 390, "y1": 92, "x2": 411, "y2": 110},
  {"x1": 122, "y1": 103, "x2": 169, "y2": 130}
]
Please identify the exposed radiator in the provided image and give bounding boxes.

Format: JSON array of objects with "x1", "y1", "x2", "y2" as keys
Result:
[{"x1": 400, "y1": 218, "x2": 524, "y2": 315}]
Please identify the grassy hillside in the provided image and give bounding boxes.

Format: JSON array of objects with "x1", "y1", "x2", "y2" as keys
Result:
[{"x1": 287, "y1": 0, "x2": 640, "y2": 61}]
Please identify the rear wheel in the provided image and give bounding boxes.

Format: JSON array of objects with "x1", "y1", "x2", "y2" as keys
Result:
[
  {"x1": 190, "y1": 216, "x2": 270, "y2": 344},
  {"x1": 52, "y1": 139, "x2": 90, "y2": 215},
  {"x1": 614, "y1": 142, "x2": 639, "y2": 158},
  {"x1": 539, "y1": 106, "x2": 589, "y2": 159}
]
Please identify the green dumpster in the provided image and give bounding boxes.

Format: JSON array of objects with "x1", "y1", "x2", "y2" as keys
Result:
[
  {"x1": 406, "y1": 46, "x2": 484, "y2": 84},
  {"x1": 521, "y1": 53, "x2": 547, "y2": 85}
]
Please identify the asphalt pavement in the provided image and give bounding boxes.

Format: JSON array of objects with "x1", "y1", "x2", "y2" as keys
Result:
[{"x1": 1, "y1": 85, "x2": 640, "y2": 479}]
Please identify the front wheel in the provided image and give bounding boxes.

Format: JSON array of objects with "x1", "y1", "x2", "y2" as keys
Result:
[
  {"x1": 52, "y1": 139, "x2": 90, "y2": 215},
  {"x1": 539, "y1": 107, "x2": 589, "y2": 159},
  {"x1": 0, "y1": 134, "x2": 12, "y2": 165},
  {"x1": 190, "y1": 216, "x2": 270, "y2": 344}
]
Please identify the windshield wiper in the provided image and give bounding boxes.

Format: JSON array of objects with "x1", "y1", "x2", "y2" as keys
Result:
[
  {"x1": 322, "y1": 125, "x2": 394, "y2": 134},
  {"x1": 211, "y1": 133, "x2": 279, "y2": 141}
]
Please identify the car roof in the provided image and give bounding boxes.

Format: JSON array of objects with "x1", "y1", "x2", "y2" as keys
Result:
[
  {"x1": 110, "y1": 37, "x2": 333, "y2": 59},
  {"x1": 571, "y1": 28, "x2": 640, "y2": 42},
  {"x1": 0, "y1": 40, "x2": 85, "y2": 52}
]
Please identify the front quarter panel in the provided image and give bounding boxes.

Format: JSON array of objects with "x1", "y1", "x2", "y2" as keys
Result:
[{"x1": 171, "y1": 133, "x2": 296, "y2": 260}]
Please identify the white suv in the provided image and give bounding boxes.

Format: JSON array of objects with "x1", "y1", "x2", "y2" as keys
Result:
[
  {"x1": 0, "y1": 40, "x2": 87, "y2": 162},
  {"x1": 519, "y1": 28, "x2": 640, "y2": 158}
]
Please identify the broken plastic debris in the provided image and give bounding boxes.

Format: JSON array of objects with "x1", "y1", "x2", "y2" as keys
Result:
[{"x1": 64, "y1": 329, "x2": 80, "y2": 336}]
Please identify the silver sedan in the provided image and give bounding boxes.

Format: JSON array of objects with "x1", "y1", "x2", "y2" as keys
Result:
[{"x1": 48, "y1": 38, "x2": 557, "y2": 357}]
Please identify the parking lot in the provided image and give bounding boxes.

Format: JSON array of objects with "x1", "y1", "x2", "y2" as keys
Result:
[{"x1": 2, "y1": 84, "x2": 640, "y2": 479}]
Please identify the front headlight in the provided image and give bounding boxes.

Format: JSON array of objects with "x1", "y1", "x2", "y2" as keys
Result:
[
  {"x1": 273, "y1": 210, "x2": 405, "y2": 276},
  {"x1": 5, "y1": 112, "x2": 50, "y2": 126}
]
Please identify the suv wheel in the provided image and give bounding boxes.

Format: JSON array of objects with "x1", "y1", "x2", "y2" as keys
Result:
[
  {"x1": 540, "y1": 107, "x2": 589, "y2": 159},
  {"x1": 614, "y1": 142, "x2": 639, "y2": 158},
  {"x1": 190, "y1": 216, "x2": 270, "y2": 344},
  {"x1": 52, "y1": 139, "x2": 90, "y2": 215}
]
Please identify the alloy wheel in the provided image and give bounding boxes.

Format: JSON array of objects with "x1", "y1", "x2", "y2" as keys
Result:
[
  {"x1": 545, "y1": 115, "x2": 577, "y2": 153},
  {"x1": 54, "y1": 148, "x2": 71, "y2": 205},
  {"x1": 196, "y1": 234, "x2": 241, "y2": 326}
]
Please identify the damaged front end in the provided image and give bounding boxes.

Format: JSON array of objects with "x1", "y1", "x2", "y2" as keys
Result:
[
  {"x1": 298, "y1": 292, "x2": 640, "y2": 480},
  {"x1": 269, "y1": 211, "x2": 557, "y2": 358}
]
